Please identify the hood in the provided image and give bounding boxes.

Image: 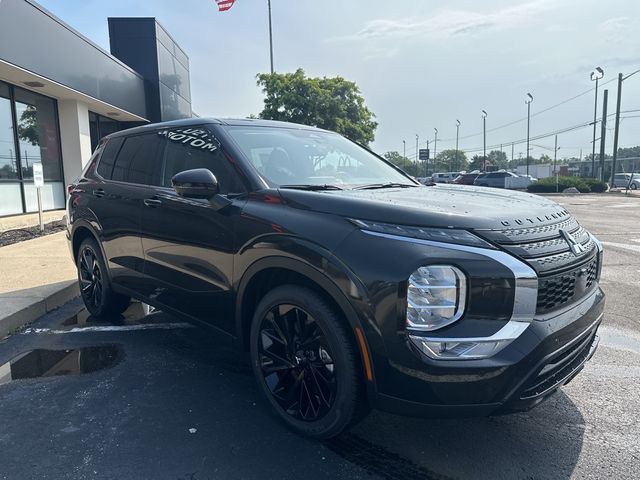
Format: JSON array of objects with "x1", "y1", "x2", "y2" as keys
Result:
[{"x1": 278, "y1": 184, "x2": 570, "y2": 230}]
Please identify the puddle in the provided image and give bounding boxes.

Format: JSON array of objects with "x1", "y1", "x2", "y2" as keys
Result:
[
  {"x1": 62, "y1": 302, "x2": 153, "y2": 328},
  {"x1": 0, "y1": 345, "x2": 122, "y2": 386}
]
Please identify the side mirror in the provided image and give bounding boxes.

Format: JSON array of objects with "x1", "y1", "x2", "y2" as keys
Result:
[{"x1": 171, "y1": 168, "x2": 219, "y2": 199}]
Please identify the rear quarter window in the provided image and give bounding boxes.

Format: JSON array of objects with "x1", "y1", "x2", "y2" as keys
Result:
[{"x1": 96, "y1": 137, "x2": 124, "y2": 179}]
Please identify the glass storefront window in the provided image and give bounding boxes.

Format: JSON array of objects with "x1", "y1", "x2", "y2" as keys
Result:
[
  {"x1": 0, "y1": 81, "x2": 64, "y2": 216},
  {"x1": 0, "y1": 82, "x2": 18, "y2": 180},
  {"x1": 89, "y1": 111, "x2": 124, "y2": 152},
  {"x1": 14, "y1": 87, "x2": 62, "y2": 182}
]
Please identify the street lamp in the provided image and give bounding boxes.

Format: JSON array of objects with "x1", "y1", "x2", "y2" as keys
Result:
[
  {"x1": 455, "y1": 120, "x2": 460, "y2": 171},
  {"x1": 525, "y1": 93, "x2": 534, "y2": 175},
  {"x1": 481, "y1": 110, "x2": 487, "y2": 171},
  {"x1": 590, "y1": 67, "x2": 604, "y2": 178}
]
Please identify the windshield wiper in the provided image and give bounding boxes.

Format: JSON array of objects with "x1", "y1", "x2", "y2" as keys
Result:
[
  {"x1": 354, "y1": 182, "x2": 418, "y2": 190},
  {"x1": 279, "y1": 184, "x2": 343, "y2": 191}
]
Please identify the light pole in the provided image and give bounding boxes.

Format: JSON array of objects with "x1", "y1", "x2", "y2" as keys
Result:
[
  {"x1": 433, "y1": 128, "x2": 438, "y2": 161},
  {"x1": 267, "y1": 0, "x2": 274, "y2": 73},
  {"x1": 525, "y1": 93, "x2": 534, "y2": 175},
  {"x1": 455, "y1": 120, "x2": 460, "y2": 172},
  {"x1": 415, "y1": 134, "x2": 419, "y2": 165},
  {"x1": 590, "y1": 67, "x2": 604, "y2": 178},
  {"x1": 403, "y1": 139, "x2": 406, "y2": 158},
  {"x1": 481, "y1": 110, "x2": 487, "y2": 171}
]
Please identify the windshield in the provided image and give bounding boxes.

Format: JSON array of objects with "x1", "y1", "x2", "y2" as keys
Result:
[{"x1": 225, "y1": 126, "x2": 415, "y2": 188}]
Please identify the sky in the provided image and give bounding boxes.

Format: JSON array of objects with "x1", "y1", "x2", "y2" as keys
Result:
[{"x1": 37, "y1": 0, "x2": 640, "y2": 161}]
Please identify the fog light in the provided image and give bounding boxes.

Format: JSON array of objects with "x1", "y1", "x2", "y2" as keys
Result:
[
  {"x1": 406, "y1": 265, "x2": 466, "y2": 331},
  {"x1": 409, "y1": 321, "x2": 529, "y2": 360}
]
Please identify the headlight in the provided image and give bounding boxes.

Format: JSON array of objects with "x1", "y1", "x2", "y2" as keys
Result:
[
  {"x1": 349, "y1": 219, "x2": 495, "y2": 249},
  {"x1": 406, "y1": 265, "x2": 466, "y2": 331}
]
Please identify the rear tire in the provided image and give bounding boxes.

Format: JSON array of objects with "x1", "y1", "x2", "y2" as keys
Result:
[
  {"x1": 77, "y1": 238, "x2": 130, "y2": 319},
  {"x1": 249, "y1": 285, "x2": 368, "y2": 439},
  {"x1": 631, "y1": 183, "x2": 638, "y2": 190}
]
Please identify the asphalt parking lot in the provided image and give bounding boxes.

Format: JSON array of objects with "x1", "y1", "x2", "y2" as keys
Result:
[{"x1": 1, "y1": 193, "x2": 639, "y2": 480}]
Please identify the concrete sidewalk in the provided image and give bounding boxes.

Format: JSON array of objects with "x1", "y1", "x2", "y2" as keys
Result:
[
  {"x1": 0, "y1": 209, "x2": 66, "y2": 232},
  {"x1": 0, "y1": 231, "x2": 78, "y2": 338}
]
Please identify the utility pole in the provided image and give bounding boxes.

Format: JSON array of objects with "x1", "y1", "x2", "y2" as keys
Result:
[
  {"x1": 481, "y1": 110, "x2": 487, "y2": 171},
  {"x1": 590, "y1": 67, "x2": 604, "y2": 178},
  {"x1": 525, "y1": 93, "x2": 533, "y2": 176},
  {"x1": 426, "y1": 140, "x2": 430, "y2": 177},
  {"x1": 415, "y1": 134, "x2": 419, "y2": 164},
  {"x1": 599, "y1": 89, "x2": 608, "y2": 181},
  {"x1": 455, "y1": 120, "x2": 460, "y2": 172},
  {"x1": 511, "y1": 143, "x2": 514, "y2": 164},
  {"x1": 403, "y1": 140, "x2": 406, "y2": 158},
  {"x1": 433, "y1": 128, "x2": 438, "y2": 161},
  {"x1": 611, "y1": 73, "x2": 623, "y2": 186},
  {"x1": 268, "y1": 0, "x2": 274, "y2": 73},
  {"x1": 554, "y1": 135, "x2": 558, "y2": 192},
  {"x1": 610, "y1": 69, "x2": 640, "y2": 184}
]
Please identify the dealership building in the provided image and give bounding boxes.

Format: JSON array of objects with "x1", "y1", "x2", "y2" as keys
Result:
[{"x1": 0, "y1": 0, "x2": 193, "y2": 216}]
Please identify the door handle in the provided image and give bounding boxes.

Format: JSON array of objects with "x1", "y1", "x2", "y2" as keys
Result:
[
  {"x1": 144, "y1": 198, "x2": 162, "y2": 208},
  {"x1": 92, "y1": 189, "x2": 105, "y2": 198}
]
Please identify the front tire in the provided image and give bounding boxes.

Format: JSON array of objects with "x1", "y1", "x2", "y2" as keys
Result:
[
  {"x1": 250, "y1": 285, "x2": 367, "y2": 439},
  {"x1": 631, "y1": 182, "x2": 638, "y2": 190},
  {"x1": 77, "y1": 238, "x2": 130, "y2": 318}
]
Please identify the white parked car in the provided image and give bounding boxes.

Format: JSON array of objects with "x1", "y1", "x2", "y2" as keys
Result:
[
  {"x1": 613, "y1": 173, "x2": 640, "y2": 189},
  {"x1": 432, "y1": 172, "x2": 461, "y2": 183}
]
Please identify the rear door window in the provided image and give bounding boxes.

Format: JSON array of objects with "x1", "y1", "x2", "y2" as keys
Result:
[{"x1": 111, "y1": 133, "x2": 164, "y2": 184}]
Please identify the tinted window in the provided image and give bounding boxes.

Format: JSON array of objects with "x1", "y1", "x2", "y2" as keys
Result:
[
  {"x1": 159, "y1": 127, "x2": 245, "y2": 194},
  {"x1": 96, "y1": 137, "x2": 123, "y2": 179},
  {"x1": 112, "y1": 133, "x2": 163, "y2": 184}
]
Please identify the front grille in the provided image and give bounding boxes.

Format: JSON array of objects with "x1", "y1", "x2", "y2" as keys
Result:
[
  {"x1": 537, "y1": 257, "x2": 598, "y2": 313},
  {"x1": 475, "y1": 214, "x2": 600, "y2": 313},
  {"x1": 519, "y1": 329, "x2": 597, "y2": 400}
]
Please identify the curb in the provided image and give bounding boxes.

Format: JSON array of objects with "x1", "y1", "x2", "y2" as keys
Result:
[{"x1": 0, "y1": 280, "x2": 79, "y2": 339}]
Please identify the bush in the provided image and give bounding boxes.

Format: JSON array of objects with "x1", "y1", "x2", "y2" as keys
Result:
[{"x1": 527, "y1": 176, "x2": 607, "y2": 193}]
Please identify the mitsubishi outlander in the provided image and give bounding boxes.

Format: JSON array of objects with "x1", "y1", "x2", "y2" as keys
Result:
[{"x1": 67, "y1": 118, "x2": 604, "y2": 439}]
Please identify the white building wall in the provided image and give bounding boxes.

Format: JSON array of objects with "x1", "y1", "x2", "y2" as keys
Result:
[{"x1": 58, "y1": 99, "x2": 92, "y2": 188}]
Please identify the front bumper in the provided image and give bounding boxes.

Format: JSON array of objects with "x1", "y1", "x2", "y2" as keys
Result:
[{"x1": 372, "y1": 287, "x2": 604, "y2": 418}]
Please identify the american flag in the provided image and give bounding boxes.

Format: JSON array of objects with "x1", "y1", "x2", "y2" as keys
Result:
[{"x1": 215, "y1": 0, "x2": 236, "y2": 11}]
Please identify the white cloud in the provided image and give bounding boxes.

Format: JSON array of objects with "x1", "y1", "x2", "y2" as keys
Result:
[{"x1": 333, "y1": 0, "x2": 556, "y2": 44}]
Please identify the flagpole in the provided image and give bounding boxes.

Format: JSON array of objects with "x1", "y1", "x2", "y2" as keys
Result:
[{"x1": 268, "y1": 0, "x2": 274, "y2": 73}]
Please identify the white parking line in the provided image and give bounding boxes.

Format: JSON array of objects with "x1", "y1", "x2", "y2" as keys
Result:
[
  {"x1": 602, "y1": 241, "x2": 640, "y2": 254},
  {"x1": 22, "y1": 322, "x2": 194, "y2": 335},
  {"x1": 609, "y1": 204, "x2": 638, "y2": 208}
]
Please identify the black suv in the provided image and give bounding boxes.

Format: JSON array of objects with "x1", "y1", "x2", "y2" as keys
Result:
[{"x1": 67, "y1": 118, "x2": 604, "y2": 439}]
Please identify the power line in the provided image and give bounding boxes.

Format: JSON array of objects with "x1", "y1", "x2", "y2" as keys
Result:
[{"x1": 392, "y1": 71, "x2": 632, "y2": 157}]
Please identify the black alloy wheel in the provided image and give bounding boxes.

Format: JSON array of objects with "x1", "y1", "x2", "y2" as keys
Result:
[
  {"x1": 257, "y1": 303, "x2": 337, "y2": 421},
  {"x1": 250, "y1": 285, "x2": 368, "y2": 439},
  {"x1": 79, "y1": 246, "x2": 103, "y2": 310},
  {"x1": 76, "y1": 238, "x2": 130, "y2": 318}
]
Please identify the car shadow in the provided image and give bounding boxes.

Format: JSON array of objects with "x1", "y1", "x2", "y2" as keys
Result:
[
  {"x1": 346, "y1": 389, "x2": 586, "y2": 480},
  {"x1": 0, "y1": 305, "x2": 587, "y2": 480}
]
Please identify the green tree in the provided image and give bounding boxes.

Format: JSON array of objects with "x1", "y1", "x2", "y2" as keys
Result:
[
  {"x1": 434, "y1": 149, "x2": 468, "y2": 172},
  {"x1": 256, "y1": 68, "x2": 378, "y2": 145},
  {"x1": 469, "y1": 154, "x2": 484, "y2": 171},
  {"x1": 17, "y1": 105, "x2": 39, "y2": 146},
  {"x1": 383, "y1": 151, "x2": 423, "y2": 176},
  {"x1": 488, "y1": 150, "x2": 508, "y2": 169}
]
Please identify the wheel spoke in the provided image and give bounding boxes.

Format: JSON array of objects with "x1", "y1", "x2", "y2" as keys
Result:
[{"x1": 257, "y1": 304, "x2": 337, "y2": 422}]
